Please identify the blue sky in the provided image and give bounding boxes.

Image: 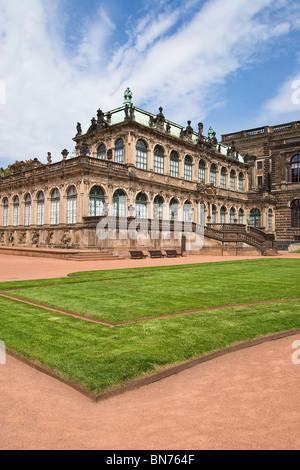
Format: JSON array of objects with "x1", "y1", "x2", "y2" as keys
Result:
[{"x1": 0, "y1": 0, "x2": 300, "y2": 167}]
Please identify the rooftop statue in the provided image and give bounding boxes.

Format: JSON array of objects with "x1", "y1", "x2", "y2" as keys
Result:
[{"x1": 124, "y1": 87, "x2": 133, "y2": 105}]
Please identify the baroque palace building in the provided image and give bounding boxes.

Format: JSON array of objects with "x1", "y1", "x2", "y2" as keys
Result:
[
  {"x1": 1, "y1": 88, "x2": 296, "y2": 257},
  {"x1": 222, "y1": 120, "x2": 300, "y2": 250}
]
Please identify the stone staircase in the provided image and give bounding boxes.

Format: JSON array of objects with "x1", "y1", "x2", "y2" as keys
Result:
[{"x1": 67, "y1": 250, "x2": 124, "y2": 261}]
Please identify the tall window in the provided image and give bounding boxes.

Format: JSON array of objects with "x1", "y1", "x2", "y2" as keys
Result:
[
  {"x1": 230, "y1": 207, "x2": 236, "y2": 224},
  {"x1": 153, "y1": 195, "x2": 164, "y2": 220},
  {"x1": 210, "y1": 164, "x2": 217, "y2": 186},
  {"x1": 115, "y1": 139, "x2": 124, "y2": 164},
  {"x1": 212, "y1": 205, "x2": 217, "y2": 224},
  {"x1": 170, "y1": 198, "x2": 179, "y2": 220},
  {"x1": 3, "y1": 198, "x2": 8, "y2": 227},
  {"x1": 36, "y1": 191, "x2": 45, "y2": 226},
  {"x1": 291, "y1": 155, "x2": 300, "y2": 183},
  {"x1": 249, "y1": 208, "x2": 261, "y2": 228},
  {"x1": 238, "y1": 209, "x2": 244, "y2": 225},
  {"x1": 198, "y1": 160, "x2": 206, "y2": 183},
  {"x1": 220, "y1": 168, "x2": 227, "y2": 189},
  {"x1": 13, "y1": 196, "x2": 19, "y2": 227},
  {"x1": 136, "y1": 193, "x2": 147, "y2": 219},
  {"x1": 66, "y1": 186, "x2": 77, "y2": 224},
  {"x1": 291, "y1": 200, "x2": 300, "y2": 228},
  {"x1": 230, "y1": 170, "x2": 236, "y2": 191},
  {"x1": 136, "y1": 139, "x2": 147, "y2": 170},
  {"x1": 238, "y1": 173, "x2": 244, "y2": 192},
  {"x1": 220, "y1": 206, "x2": 227, "y2": 224},
  {"x1": 113, "y1": 190, "x2": 127, "y2": 217},
  {"x1": 89, "y1": 186, "x2": 104, "y2": 217},
  {"x1": 154, "y1": 145, "x2": 164, "y2": 174},
  {"x1": 170, "y1": 151, "x2": 179, "y2": 178},
  {"x1": 184, "y1": 156, "x2": 193, "y2": 181},
  {"x1": 97, "y1": 144, "x2": 106, "y2": 160},
  {"x1": 24, "y1": 194, "x2": 31, "y2": 227},
  {"x1": 268, "y1": 209, "x2": 273, "y2": 231},
  {"x1": 50, "y1": 189, "x2": 60, "y2": 225},
  {"x1": 183, "y1": 201, "x2": 192, "y2": 222}
]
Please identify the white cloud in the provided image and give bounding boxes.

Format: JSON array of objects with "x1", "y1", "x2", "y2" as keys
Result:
[
  {"x1": 258, "y1": 74, "x2": 300, "y2": 124},
  {"x1": 0, "y1": 0, "x2": 298, "y2": 167}
]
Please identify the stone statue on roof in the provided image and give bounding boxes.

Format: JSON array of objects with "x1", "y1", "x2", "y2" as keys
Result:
[{"x1": 124, "y1": 87, "x2": 133, "y2": 105}]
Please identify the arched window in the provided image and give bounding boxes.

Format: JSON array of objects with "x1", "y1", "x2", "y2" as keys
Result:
[
  {"x1": 36, "y1": 191, "x2": 45, "y2": 226},
  {"x1": 50, "y1": 189, "x2": 60, "y2": 225},
  {"x1": 198, "y1": 160, "x2": 206, "y2": 183},
  {"x1": 184, "y1": 156, "x2": 193, "y2": 181},
  {"x1": 212, "y1": 205, "x2": 217, "y2": 224},
  {"x1": 291, "y1": 200, "x2": 300, "y2": 228},
  {"x1": 238, "y1": 172, "x2": 244, "y2": 192},
  {"x1": 230, "y1": 170, "x2": 236, "y2": 191},
  {"x1": 238, "y1": 209, "x2": 244, "y2": 225},
  {"x1": 291, "y1": 155, "x2": 300, "y2": 183},
  {"x1": 220, "y1": 206, "x2": 227, "y2": 224},
  {"x1": 154, "y1": 145, "x2": 164, "y2": 174},
  {"x1": 268, "y1": 209, "x2": 273, "y2": 231},
  {"x1": 230, "y1": 207, "x2": 236, "y2": 224},
  {"x1": 97, "y1": 144, "x2": 106, "y2": 160},
  {"x1": 210, "y1": 164, "x2": 217, "y2": 186},
  {"x1": 89, "y1": 186, "x2": 105, "y2": 217},
  {"x1": 136, "y1": 193, "x2": 147, "y2": 219},
  {"x1": 66, "y1": 186, "x2": 77, "y2": 224},
  {"x1": 3, "y1": 198, "x2": 8, "y2": 227},
  {"x1": 170, "y1": 198, "x2": 179, "y2": 221},
  {"x1": 153, "y1": 195, "x2": 164, "y2": 220},
  {"x1": 24, "y1": 194, "x2": 31, "y2": 227},
  {"x1": 113, "y1": 189, "x2": 127, "y2": 217},
  {"x1": 13, "y1": 196, "x2": 19, "y2": 227},
  {"x1": 220, "y1": 168, "x2": 227, "y2": 189},
  {"x1": 183, "y1": 201, "x2": 193, "y2": 222},
  {"x1": 136, "y1": 139, "x2": 147, "y2": 170},
  {"x1": 249, "y1": 208, "x2": 261, "y2": 228},
  {"x1": 115, "y1": 139, "x2": 124, "y2": 164},
  {"x1": 170, "y1": 151, "x2": 179, "y2": 178}
]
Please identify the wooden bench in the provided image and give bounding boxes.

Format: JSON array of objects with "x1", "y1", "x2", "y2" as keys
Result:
[
  {"x1": 129, "y1": 251, "x2": 147, "y2": 259},
  {"x1": 149, "y1": 250, "x2": 166, "y2": 258},
  {"x1": 165, "y1": 250, "x2": 181, "y2": 258}
]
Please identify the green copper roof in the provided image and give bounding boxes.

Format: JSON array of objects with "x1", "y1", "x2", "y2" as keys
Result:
[{"x1": 80, "y1": 90, "x2": 245, "y2": 164}]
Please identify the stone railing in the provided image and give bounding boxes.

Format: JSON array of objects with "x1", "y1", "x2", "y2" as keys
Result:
[
  {"x1": 222, "y1": 121, "x2": 300, "y2": 142},
  {"x1": 0, "y1": 156, "x2": 129, "y2": 185}
]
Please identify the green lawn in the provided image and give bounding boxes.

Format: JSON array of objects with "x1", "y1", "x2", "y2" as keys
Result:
[
  {"x1": 0, "y1": 296, "x2": 299, "y2": 395},
  {"x1": 0, "y1": 259, "x2": 299, "y2": 396},
  {"x1": 0, "y1": 259, "x2": 299, "y2": 323}
]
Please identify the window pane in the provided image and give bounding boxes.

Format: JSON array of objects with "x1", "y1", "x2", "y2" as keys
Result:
[{"x1": 136, "y1": 149, "x2": 147, "y2": 170}]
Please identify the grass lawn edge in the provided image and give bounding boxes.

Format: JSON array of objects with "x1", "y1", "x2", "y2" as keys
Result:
[{"x1": 6, "y1": 327, "x2": 300, "y2": 403}]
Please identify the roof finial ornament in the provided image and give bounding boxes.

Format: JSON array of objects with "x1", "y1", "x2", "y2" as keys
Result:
[{"x1": 124, "y1": 87, "x2": 133, "y2": 105}]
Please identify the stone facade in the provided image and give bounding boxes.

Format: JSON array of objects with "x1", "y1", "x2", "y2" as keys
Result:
[
  {"x1": 0, "y1": 91, "x2": 279, "y2": 255},
  {"x1": 222, "y1": 121, "x2": 300, "y2": 249}
]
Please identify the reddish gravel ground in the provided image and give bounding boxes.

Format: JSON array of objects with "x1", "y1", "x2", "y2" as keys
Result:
[
  {"x1": 1, "y1": 335, "x2": 300, "y2": 450},
  {"x1": 0, "y1": 251, "x2": 300, "y2": 450},
  {"x1": 0, "y1": 251, "x2": 299, "y2": 282}
]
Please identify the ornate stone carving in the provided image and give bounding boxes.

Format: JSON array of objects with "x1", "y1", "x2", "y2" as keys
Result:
[
  {"x1": 46, "y1": 230, "x2": 54, "y2": 246},
  {"x1": 19, "y1": 231, "x2": 27, "y2": 244},
  {"x1": 32, "y1": 231, "x2": 39, "y2": 246},
  {"x1": 61, "y1": 230, "x2": 72, "y2": 247},
  {"x1": 76, "y1": 122, "x2": 82, "y2": 136},
  {"x1": 61, "y1": 149, "x2": 69, "y2": 161}
]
